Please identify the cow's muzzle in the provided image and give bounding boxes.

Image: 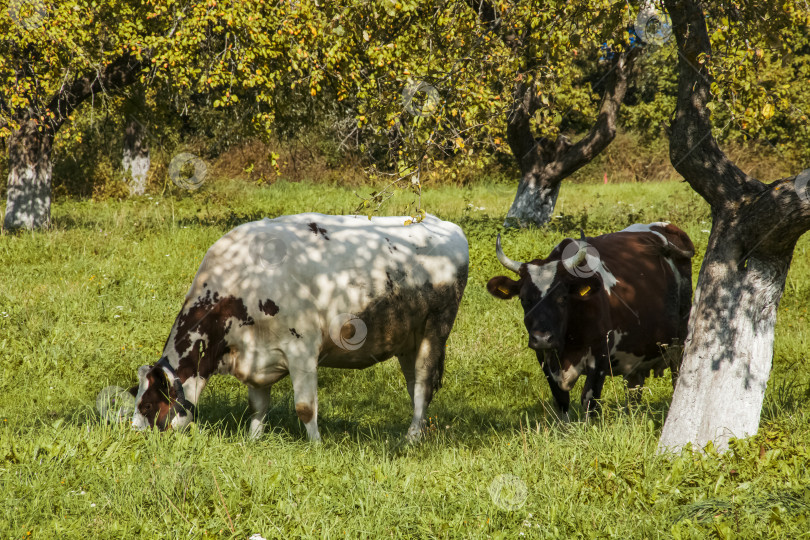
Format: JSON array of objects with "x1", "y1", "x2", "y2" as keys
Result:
[
  {"x1": 528, "y1": 331, "x2": 559, "y2": 350},
  {"x1": 131, "y1": 412, "x2": 150, "y2": 431}
]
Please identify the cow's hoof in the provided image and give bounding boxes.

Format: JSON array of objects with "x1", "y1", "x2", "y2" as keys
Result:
[{"x1": 405, "y1": 426, "x2": 424, "y2": 444}]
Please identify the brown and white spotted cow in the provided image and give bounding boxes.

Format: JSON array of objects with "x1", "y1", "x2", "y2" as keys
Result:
[
  {"x1": 131, "y1": 213, "x2": 469, "y2": 441},
  {"x1": 487, "y1": 222, "x2": 694, "y2": 419}
]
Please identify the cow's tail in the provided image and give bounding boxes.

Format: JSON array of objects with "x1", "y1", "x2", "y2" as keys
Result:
[
  {"x1": 659, "y1": 223, "x2": 695, "y2": 259},
  {"x1": 432, "y1": 345, "x2": 446, "y2": 394}
]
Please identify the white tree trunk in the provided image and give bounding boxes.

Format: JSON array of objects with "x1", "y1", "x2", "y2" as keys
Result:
[
  {"x1": 503, "y1": 176, "x2": 560, "y2": 228},
  {"x1": 3, "y1": 120, "x2": 53, "y2": 231},
  {"x1": 658, "y1": 235, "x2": 790, "y2": 453},
  {"x1": 122, "y1": 116, "x2": 150, "y2": 196}
]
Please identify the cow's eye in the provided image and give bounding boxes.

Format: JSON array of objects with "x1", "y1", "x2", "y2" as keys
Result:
[{"x1": 141, "y1": 403, "x2": 153, "y2": 413}]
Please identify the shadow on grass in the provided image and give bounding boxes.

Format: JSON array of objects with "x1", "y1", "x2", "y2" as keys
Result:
[
  {"x1": 57, "y1": 375, "x2": 808, "y2": 453},
  {"x1": 672, "y1": 488, "x2": 810, "y2": 525},
  {"x1": 183, "y1": 389, "x2": 668, "y2": 449},
  {"x1": 47, "y1": 384, "x2": 679, "y2": 449}
]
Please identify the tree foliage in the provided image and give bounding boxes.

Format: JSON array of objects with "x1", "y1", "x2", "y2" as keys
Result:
[{"x1": 2, "y1": 0, "x2": 809, "y2": 212}]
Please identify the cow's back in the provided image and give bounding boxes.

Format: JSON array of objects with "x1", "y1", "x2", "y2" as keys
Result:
[
  {"x1": 589, "y1": 223, "x2": 693, "y2": 369},
  {"x1": 166, "y1": 213, "x2": 469, "y2": 382}
]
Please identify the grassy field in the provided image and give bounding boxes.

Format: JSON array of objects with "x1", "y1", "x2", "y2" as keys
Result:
[{"x1": 2, "y1": 179, "x2": 810, "y2": 539}]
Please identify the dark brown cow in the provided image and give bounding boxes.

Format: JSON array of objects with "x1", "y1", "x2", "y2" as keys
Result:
[{"x1": 487, "y1": 222, "x2": 694, "y2": 418}]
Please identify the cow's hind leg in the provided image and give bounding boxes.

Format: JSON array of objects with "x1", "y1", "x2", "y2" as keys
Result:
[
  {"x1": 398, "y1": 331, "x2": 447, "y2": 443},
  {"x1": 247, "y1": 385, "x2": 271, "y2": 439},
  {"x1": 663, "y1": 342, "x2": 683, "y2": 389},
  {"x1": 289, "y1": 364, "x2": 321, "y2": 442},
  {"x1": 624, "y1": 371, "x2": 646, "y2": 407},
  {"x1": 397, "y1": 351, "x2": 420, "y2": 440}
]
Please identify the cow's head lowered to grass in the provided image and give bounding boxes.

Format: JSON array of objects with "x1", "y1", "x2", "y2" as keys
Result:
[{"x1": 131, "y1": 361, "x2": 194, "y2": 431}]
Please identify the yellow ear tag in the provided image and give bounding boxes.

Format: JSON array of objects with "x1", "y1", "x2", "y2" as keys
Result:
[
  {"x1": 579, "y1": 285, "x2": 591, "y2": 296},
  {"x1": 498, "y1": 286, "x2": 510, "y2": 295}
]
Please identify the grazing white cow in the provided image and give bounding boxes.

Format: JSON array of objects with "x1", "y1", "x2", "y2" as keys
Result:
[{"x1": 131, "y1": 213, "x2": 469, "y2": 441}]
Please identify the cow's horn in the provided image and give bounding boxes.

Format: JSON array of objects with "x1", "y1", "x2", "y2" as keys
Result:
[
  {"x1": 564, "y1": 241, "x2": 589, "y2": 269},
  {"x1": 496, "y1": 234, "x2": 523, "y2": 273},
  {"x1": 573, "y1": 245, "x2": 588, "y2": 267},
  {"x1": 172, "y1": 377, "x2": 188, "y2": 405}
]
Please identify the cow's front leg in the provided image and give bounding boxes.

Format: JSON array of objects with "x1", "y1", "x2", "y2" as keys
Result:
[
  {"x1": 581, "y1": 362, "x2": 607, "y2": 418},
  {"x1": 289, "y1": 365, "x2": 320, "y2": 442},
  {"x1": 538, "y1": 352, "x2": 570, "y2": 422},
  {"x1": 247, "y1": 385, "x2": 271, "y2": 439}
]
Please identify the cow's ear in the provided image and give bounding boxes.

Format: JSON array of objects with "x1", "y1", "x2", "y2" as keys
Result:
[
  {"x1": 127, "y1": 385, "x2": 139, "y2": 397},
  {"x1": 487, "y1": 276, "x2": 521, "y2": 299}
]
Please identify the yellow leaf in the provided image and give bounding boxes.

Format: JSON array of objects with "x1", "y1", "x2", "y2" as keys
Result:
[
  {"x1": 762, "y1": 103, "x2": 774, "y2": 119},
  {"x1": 404, "y1": 219, "x2": 413, "y2": 226}
]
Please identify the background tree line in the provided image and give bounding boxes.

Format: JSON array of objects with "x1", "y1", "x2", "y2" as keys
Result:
[{"x1": 2, "y1": 0, "x2": 807, "y2": 228}]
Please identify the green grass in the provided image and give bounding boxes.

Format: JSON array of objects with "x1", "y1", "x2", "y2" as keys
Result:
[{"x1": 2, "y1": 179, "x2": 810, "y2": 539}]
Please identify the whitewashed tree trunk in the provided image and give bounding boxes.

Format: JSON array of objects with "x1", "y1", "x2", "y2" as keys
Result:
[
  {"x1": 2, "y1": 54, "x2": 144, "y2": 230},
  {"x1": 3, "y1": 120, "x2": 53, "y2": 231},
  {"x1": 658, "y1": 231, "x2": 790, "y2": 452},
  {"x1": 658, "y1": 0, "x2": 810, "y2": 453},
  {"x1": 503, "y1": 176, "x2": 560, "y2": 227},
  {"x1": 122, "y1": 116, "x2": 150, "y2": 196}
]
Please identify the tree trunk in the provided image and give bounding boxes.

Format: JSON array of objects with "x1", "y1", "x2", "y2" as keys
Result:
[
  {"x1": 657, "y1": 0, "x2": 810, "y2": 453},
  {"x1": 3, "y1": 120, "x2": 53, "y2": 231},
  {"x1": 2, "y1": 53, "x2": 144, "y2": 230},
  {"x1": 122, "y1": 116, "x2": 150, "y2": 196},
  {"x1": 658, "y1": 222, "x2": 791, "y2": 452},
  {"x1": 503, "y1": 174, "x2": 560, "y2": 227}
]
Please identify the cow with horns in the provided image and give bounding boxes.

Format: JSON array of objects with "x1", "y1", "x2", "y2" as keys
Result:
[
  {"x1": 130, "y1": 213, "x2": 469, "y2": 442},
  {"x1": 487, "y1": 222, "x2": 694, "y2": 418}
]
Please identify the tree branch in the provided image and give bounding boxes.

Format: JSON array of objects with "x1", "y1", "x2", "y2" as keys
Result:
[
  {"x1": 46, "y1": 53, "x2": 145, "y2": 132},
  {"x1": 664, "y1": 0, "x2": 810, "y2": 255},
  {"x1": 465, "y1": 0, "x2": 521, "y2": 53},
  {"x1": 470, "y1": 0, "x2": 638, "y2": 185},
  {"x1": 663, "y1": 0, "x2": 764, "y2": 207},
  {"x1": 741, "y1": 175, "x2": 810, "y2": 258},
  {"x1": 539, "y1": 47, "x2": 640, "y2": 182},
  {"x1": 504, "y1": 79, "x2": 540, "y2": 175}
]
